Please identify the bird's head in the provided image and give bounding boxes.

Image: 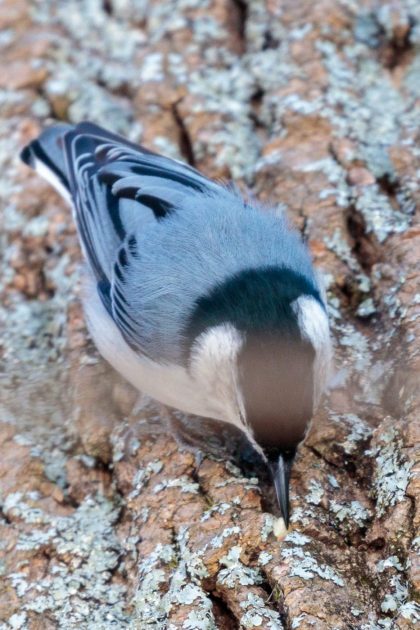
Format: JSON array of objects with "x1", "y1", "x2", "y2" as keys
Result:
[{"x1": 186, "y1": 267, "x2": 332, "y2": 527}]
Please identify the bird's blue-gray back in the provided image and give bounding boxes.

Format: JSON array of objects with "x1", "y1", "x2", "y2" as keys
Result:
[
  {"x1": 20, "y1": 122, "x2": 319, "y2": 366},
  {"x1": 121, "y1": 190, "x2": 317, "y2": 364}
]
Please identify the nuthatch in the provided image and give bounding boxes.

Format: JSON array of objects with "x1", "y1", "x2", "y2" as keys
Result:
[{"x1": 21, "y1": 122, "x2": 332, "y2": 527}]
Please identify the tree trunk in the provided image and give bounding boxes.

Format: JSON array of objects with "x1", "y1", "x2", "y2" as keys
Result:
[{"x1": 0, "y1": 1, "x2": 419, "y2": 628}]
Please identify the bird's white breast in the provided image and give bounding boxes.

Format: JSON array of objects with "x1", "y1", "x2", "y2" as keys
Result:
[{"x1": 82, "y1": 274, "x2": 235, "y2": 420}]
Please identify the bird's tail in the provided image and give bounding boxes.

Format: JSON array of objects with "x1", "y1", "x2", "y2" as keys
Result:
[{"x1": 20, "y1": 123, "x2": 74, "y2": 202}]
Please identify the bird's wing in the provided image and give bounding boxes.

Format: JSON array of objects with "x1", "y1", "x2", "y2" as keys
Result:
[
  {"x1": 21, "y1": 121, "x2": 236, "y2": 360},
  {"x1": 55, "y1": 122, "x2": 222, "y2": 355},
  {"x1": 21, "y1": 121, "x2": 224, "y2": 359}
]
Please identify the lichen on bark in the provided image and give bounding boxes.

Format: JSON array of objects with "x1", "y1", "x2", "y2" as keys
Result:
[{"x1": 0, "y1": 0, "x2": 419, "y2": 628}]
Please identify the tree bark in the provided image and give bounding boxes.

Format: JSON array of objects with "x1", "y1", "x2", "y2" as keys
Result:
[{"x1": 0, "y1": 1, "x2": 419, "y2": 628}]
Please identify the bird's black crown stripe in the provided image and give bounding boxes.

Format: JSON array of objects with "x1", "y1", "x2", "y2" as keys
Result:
[{"x1": 184, "y1": 266, "x2": 323, "y2": 354}]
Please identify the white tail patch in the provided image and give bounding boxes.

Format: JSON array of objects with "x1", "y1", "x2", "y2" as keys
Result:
[{"x1": 33, "y1": 157, "x2": 72, "y2": 205}]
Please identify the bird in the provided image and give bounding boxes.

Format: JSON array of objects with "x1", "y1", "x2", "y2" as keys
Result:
[{"x1": 20, "y1": 121, "x2": 332, "y2": 527}]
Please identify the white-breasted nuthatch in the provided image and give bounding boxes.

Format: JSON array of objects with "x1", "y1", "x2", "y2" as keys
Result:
[{"x1": 21, "y1": 122, "x2": 332, "y2": 527}]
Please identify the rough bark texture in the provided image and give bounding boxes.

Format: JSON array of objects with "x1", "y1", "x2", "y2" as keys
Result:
[{"x1": 0, "y1": 1, "x2": 419, "y2": 628}]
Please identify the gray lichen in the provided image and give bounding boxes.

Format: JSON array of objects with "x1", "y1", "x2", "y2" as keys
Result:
[
  {"x1": 380, "y1": 575, "x2": 408, "y2": 613},
  {"x1": 134, "y1": 528, "x2": 214, "y2": 629},
  {"x1": 324, "y1": 227, "x2": 371, "y2": 295},
  {"x1": 291, "y1": 614, "x2": 316, "y2": 629},
  {"x1": 328, "y1": 475, "x2": 340, "y2": 489},
  {"x1": 366, "y1": 427, "x2": 412, "y2": 516},
  {"x1": 284, "y1": 531, "x2": 311, "y2": 546},
  {"x1": 305, "y1": 480, "x2": 324, "y2": 506},
  {"x1": 127, "y1": 460, "x2": 163, "y2": 500},
  {"x1": 209, "y1": 526, "x2": 241, "y2": 549},
  {"x1": 290, "y1": 505, "x2": 327, "y2": 528},
  {"x1": 217, "y1": 546, "x2": 263, "y2": 589},
  {"x1": 239, "y1": 593, "x2": 283, "y2": 629},
  {"x1": 7, "y1": 612, "x2": 27, "y2": 630},
  {"x1": 288, "y1": 555, "x2": 345, "y2": 587},
  {"x1": 330, "y1": 412, "x2": 372, "y2": 454},
  {"x1": 399, "y1": 602, "x2": 420, "y2": 623},
  {"x1": 152, "y1": 476, "x2": 200, "y2": 495},
  {"x1": 134, "y1": 543, "x2": 176, "y2": 626},
  {"x1": 4, "y1": 493, "x2": 130, "y2": 628},
  {"x1": 356, "y1": 298, "x2": 377, "y2": 319},
  {"x1": 200, "y1": 501, "x2": 233, "y2": 522},
  {"x1": 329, "y1": 500, "x2": 372, "y2": 530},
  {"x1": 257, "y1": 551, "x2": 273, "y2": 567},
  {"x1": 281, "y1": 540, "x2": 345, "y2": 587},
  {"x1": 260, "y1": 514, "x2": 276, "y2": 542},
  {"x1": 376, "y1": 556, "x2": 404, "y2": 573},
  {"x1": 354, "y1": 185, "x2": 411, "y2": 243}
]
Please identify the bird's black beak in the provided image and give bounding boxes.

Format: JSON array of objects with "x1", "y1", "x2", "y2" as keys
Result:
[{"x1": 268, "y1": 450, "x2": 296, "y2": 529}]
